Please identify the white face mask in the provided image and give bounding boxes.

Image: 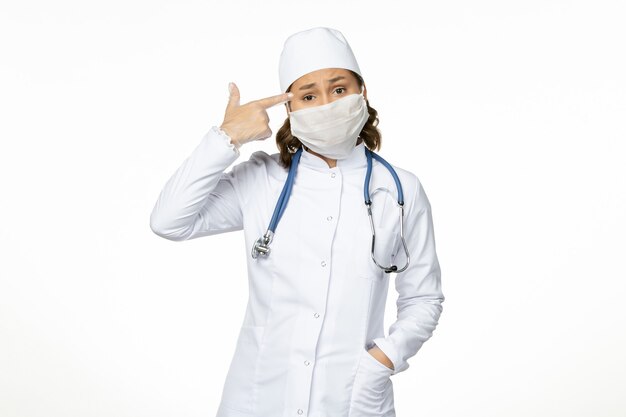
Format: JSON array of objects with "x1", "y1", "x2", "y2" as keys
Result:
[{"x1": 288, "y1": 92, "x2": 369, "y2": 160}]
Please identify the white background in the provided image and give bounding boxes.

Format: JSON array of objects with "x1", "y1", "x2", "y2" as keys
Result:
[{"x1": 1, "y1": 1, "x2": 624, "y2": 416}]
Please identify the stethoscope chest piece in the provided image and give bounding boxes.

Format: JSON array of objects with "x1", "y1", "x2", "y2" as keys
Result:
[{"x1": 251, "y1": 231, "x2": 274, "y2": 259}]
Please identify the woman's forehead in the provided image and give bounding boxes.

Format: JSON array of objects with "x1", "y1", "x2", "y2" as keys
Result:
[{"x1": 291, "y1": 68, "x2": 356, "y2": 89}]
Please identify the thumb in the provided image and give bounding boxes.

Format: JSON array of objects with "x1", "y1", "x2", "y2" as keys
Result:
[{"x1": 226, "y1": 82, "x2": 240, "y2": 111}]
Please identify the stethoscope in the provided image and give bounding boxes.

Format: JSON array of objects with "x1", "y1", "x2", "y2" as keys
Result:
[{"x1": 251, "y1": 145, "x2": 410, "y2": 274}]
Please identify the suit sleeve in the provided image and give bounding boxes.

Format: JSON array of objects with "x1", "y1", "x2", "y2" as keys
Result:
[
  {"x1": 371, "y1": 176, "x2": 445, "y2": 375},
  {"x1": 149, "y1": 125, "x2": 245, "y2": 241}
]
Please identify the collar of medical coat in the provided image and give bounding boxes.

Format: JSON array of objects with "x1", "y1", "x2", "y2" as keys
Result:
[{"x1": 298, "y1": 140, "x2": 367, "y2": 171}]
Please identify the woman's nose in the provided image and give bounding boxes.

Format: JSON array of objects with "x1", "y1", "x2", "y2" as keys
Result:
[{"x1": 317, "y1": 93, "x2": 334, "y2": 106}]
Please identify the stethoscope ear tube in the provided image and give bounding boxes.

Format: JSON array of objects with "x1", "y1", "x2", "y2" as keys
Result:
[
  {"x1": 367, "y1": 201, "x2": 410, "y2": 273},
  {"x1": 364, "y1": 148, "x2": 404, "y2": 205},
  {"x1": 364, "y1": 149, "x2": 410, "y2": 273}
]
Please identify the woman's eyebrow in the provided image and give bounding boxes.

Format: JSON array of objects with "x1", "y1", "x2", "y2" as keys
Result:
[{"x1": 298, "y1": 76, "x2": 346, "y2": 91}]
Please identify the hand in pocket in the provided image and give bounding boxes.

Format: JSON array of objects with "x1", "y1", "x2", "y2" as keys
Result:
[{"x1": 348, "y1": 348, "x2": 395, "y2": 417}]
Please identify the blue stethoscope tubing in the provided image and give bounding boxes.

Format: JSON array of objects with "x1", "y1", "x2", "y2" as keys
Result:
[{"x1": 251, "y1": 145, "x2": 410, "y2": 274}]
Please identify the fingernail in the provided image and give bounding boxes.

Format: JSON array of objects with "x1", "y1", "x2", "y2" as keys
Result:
[
  {"x1": 287, "y1": 92, "x2": 294, "y2": 98},
  {"x1": 228, "y1": 82, "x2": 233, "y2": 93}
]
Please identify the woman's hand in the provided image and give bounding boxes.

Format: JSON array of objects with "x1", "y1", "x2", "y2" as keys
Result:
[
  {"x1": 367, "y1": 345, "x2": 394, "y2": 370},
  {"x1": 220, "y1": 82, "x2": 293, "y2": 148}
]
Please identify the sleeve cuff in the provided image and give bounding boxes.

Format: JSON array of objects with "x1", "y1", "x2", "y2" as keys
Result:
[{"x1": 210, "y1": 125, "x2": 241, "y2": 155}]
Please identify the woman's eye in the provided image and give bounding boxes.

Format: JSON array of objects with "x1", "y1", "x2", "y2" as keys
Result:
[{"x1": 302, "y1": 88, "x2": 345, "y2": 101}]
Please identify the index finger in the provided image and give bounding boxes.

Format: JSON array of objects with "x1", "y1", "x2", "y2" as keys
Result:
[{"x1": 256, "y1": 92, "x2": 294, "y2": 109}]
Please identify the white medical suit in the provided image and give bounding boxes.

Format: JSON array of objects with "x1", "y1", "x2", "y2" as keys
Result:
[{"x1": 150, "y1": 126, "x2": 445, "y2": 417}]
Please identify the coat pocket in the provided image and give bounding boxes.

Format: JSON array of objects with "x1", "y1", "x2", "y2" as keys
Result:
[
  {"x1": 219, "y1": 325, "x2": 265, "y2": 413},
  {"x1": 355, "y1": 225, "x2": 400, "y2": 281},
  {"x1": 347, "y1": 347, "x2": 394, "y2": 417}
]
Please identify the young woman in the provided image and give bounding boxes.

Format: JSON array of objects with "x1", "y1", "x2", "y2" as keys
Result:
[{"x1": 150, "y1": 26, "x2": 445, "y2": 417}]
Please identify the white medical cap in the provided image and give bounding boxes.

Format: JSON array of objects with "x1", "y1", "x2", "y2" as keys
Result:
[{"x1": 278, "y1": 26, "x2": 363, "y2": 93}]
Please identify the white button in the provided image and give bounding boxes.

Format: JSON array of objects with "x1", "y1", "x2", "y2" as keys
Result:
[
  {"x1": 313, "y1": 312, "x2": 320, "y2": 318},
  {"x1": 330, "y1": 172, "x2": 336, "y2": 178},
  {"x1": 320, "y1": 260, "x2": 326, "y2": 267},
  {"x1": 304, "y1": 360, "x2": 311, "y2": 366},
  {"x1": 326, "y1": 215, "x2": 333, "y2": 221},
  {"x1": 297, "y1": 409, "x2": 303, "y2": 415}
]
